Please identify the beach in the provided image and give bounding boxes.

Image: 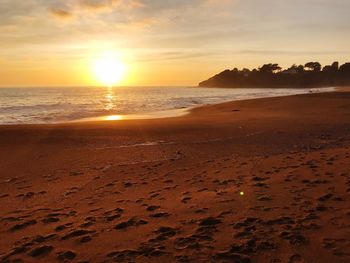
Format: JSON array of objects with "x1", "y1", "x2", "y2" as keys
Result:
[{"x1": 0, "y1": 90, "x2": 350, "y2": 262}]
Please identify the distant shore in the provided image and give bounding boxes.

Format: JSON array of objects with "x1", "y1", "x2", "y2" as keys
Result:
[
  {"x1": 0, "y1": 90, "x2": 350, "y2": 262},
  {"x1": 199, "y1": 62, "x2": 350, "y2": 89}
]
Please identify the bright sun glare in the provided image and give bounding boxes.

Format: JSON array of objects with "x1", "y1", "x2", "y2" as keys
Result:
[{"x1": 93, "y1": 54, "x2": 125, "y2": 87}]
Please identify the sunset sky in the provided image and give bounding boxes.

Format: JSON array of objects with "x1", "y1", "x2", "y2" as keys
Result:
[{"x1": 0, "y1": 0, "x2": 349, "y2": 86}]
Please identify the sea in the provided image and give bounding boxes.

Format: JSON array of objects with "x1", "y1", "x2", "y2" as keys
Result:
[{"x1": 0, "y1": 86, "x2": 335, "y2": 125}]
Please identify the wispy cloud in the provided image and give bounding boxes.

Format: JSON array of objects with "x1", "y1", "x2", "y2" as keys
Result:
[
  {"x1": 50, "y1": 8, "x2": 73, "y2": 19},
  {"x1": 240, "y1": 50, "x2": 350, "y2": 56}
]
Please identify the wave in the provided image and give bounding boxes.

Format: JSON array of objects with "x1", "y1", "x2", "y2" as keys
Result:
[{"x1": 0, "y1": 86, "x2": 335, "y2": 124}]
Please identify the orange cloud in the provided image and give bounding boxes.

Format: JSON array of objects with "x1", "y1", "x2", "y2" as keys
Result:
[{"x1": 50, "y1": 8, "x2": 73, "y2": 19}]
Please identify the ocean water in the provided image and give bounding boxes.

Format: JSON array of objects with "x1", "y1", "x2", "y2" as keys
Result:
[{"x1": 0, "y1": 86, "x2": 334, "y2": 125}]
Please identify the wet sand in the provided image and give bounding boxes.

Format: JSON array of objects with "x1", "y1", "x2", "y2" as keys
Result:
[{"x1": 0, "y1": 91, "x2": 350, "y2": 262}]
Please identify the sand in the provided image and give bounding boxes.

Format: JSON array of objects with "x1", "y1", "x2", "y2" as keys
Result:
[{"x1": 0, "y1": 91, "x2": 350, "y2": 263}]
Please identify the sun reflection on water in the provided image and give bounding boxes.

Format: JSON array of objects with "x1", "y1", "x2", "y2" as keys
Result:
[
  {"x1": 104, "y1": 87, "x2": 115, "y2": 111},
  {"x1": 103, "y1": 87, "x2": 122, "y2": 120}
]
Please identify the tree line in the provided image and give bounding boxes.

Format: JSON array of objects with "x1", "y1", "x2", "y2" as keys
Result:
[{"x1": 199, "y1": 62, "x2": 350, "y2": 88}]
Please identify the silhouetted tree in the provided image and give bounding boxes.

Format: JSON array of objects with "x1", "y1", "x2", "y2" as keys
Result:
[
  {"x1": 331, "y1": 62, "x2": 339, "y2": 70},
  {"x1": 296, "y1": 65, "x2": 305, "y2": 73},
  {"x1": 287, "y1": 64, "x2": 304, "y2": 73},
  {"x1": 339, "y1": 63, "x2": 350, "y2": 72},
  {"x1": 259, "y1": 64, "x2": 282, "y2": 73},
  {"x1": 323, "y1": 65, "x2": 332, "y2": 72},
  {"x1": 305, "y1": 62, "x2": 321, "y2": 72},
  {"x1": 323, "y1": 62, "x2": 339, "y2": 72}
]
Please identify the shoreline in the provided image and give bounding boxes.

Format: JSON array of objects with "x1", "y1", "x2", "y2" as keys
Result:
[{"x1": 0, "y1": 86, "x2": 338, "y2": 127}]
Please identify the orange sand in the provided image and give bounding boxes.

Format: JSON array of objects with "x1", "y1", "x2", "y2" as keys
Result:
[{"x1": 0, "y1": 91, "x2": 350, "y2": 262}]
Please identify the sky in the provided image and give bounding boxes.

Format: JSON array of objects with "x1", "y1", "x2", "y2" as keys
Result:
[{"x1": 0, "y1": 0, "x2": 349, "y2": 86}]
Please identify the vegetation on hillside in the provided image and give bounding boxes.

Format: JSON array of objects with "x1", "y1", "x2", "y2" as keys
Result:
[{"x1": 199, "y1": 62, "x2": 350, "y2": 88}]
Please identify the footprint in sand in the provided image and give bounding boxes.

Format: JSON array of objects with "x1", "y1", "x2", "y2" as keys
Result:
[
  {"x1": 10, "y1": 219, "x2": 37, "y2": 232},
  {"x1": 28, "y1": 245, "x2": 54, "y2": 258},
  {"x1": 147, "y1": 205, "x2": 160, "y2": 212},
  {"x1": 61, "y1": 229, "x2": 95, "y2": 240},
  {"x1": 57, "y1": 250, "x2": 76, "y2": 261},
  {"x1": 115, "y1": 218, "x2": 148, "y2": 230},
  {"x1": 149, "y1": 212, "x2": 170, "y2": 218}
]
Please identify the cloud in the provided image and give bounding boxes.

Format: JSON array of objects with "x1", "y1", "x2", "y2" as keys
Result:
[
  {"x1": 134, "y1": 51, "x2": 214, "y2": 63},
  {"x1": 1, "y1": 0, "x2": 349, "y2": 67},
  {"x1": 79, "y1": 0, "x2": 119, "y2": 10},
  {"x1": 50, "y1": 8, "x2": 73, "y2": 19},
  {"x1": 47, "y1": 0, "x2": 221, "y2": 22},
  {"x1": 240, "y1": 50, "x2": 350, "y2": 56}
]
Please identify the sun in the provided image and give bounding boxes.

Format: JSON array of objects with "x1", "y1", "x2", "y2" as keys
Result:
[{"x1": 93, "y1": 54, "x2": 126, "y2": 87}]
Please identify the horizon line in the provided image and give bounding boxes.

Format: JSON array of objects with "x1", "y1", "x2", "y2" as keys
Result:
[{"x1": 0, "y1": 85, "x2": 199, "y2": 88}]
